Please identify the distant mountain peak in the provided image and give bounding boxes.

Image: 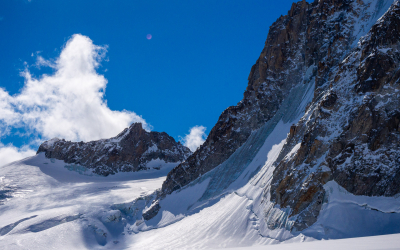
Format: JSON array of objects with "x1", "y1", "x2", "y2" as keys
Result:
[{"x1": 37, "y1": 122, "x2": 192, "y2": 176}]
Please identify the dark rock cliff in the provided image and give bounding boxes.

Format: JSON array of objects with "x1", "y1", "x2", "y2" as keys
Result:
[
  {"x1": 162, "y1": 0, "x2": 368, "y2": 197},
  {"x1": 37, "y1": 123, "x2": 192, "y2": 176},
  {"x1": 161, "y1": 0, "x2": 313, "y2": 196},
  {"x1": 152, "y1": 0, "x2": 399, "y2": 231}
]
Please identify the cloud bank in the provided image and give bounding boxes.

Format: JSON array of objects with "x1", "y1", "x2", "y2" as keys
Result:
[
  {"x1": 0, "y1": 34, "x2": 147, "y2": 165},
  {"x1": 0, "y1": 143, "x2": 36, "y2": 167},
  {"x1": 181, "y1": 125, "x2": 207, "y2": 152}
]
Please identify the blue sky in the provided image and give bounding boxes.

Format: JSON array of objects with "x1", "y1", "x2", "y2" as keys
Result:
[{"x1": 0, "y1": 0, "x2": 298, "y2": 164}]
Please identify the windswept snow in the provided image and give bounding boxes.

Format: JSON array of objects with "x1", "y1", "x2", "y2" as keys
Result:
[
  {"x1": 213, "y1": 233, "x2": 400, "y2": 250},
  {"x1": 0, "y1": 154, "x2": 171, "y2": 249}
]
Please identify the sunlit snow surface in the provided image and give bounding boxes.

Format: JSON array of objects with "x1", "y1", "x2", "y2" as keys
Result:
[
  {"x1": 1, "y1": 151, "x2": 399, "y2": 250},
  {"x1": 0, "y1": 154, "x2": 177, "y2": 249}
]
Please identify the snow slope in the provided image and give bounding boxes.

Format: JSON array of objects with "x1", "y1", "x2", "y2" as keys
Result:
[
  {"x1": 1, "y1": 152, "x2": 399, "y2": 250},
  {"x1": 117, "y1": 81, "x2": 316, "y2": 249},
  {"x1": 216, "y1": 233, "x2": 400, "y2": 250},
  {"x1": 0, "y1": 153, "x2": 176, "y2": 249},
  {"x1": 3, "y1": 139, "x2": 284, "y2": 249}
]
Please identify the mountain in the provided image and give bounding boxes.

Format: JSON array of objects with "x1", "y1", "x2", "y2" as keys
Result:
[
  {"x1": 134, "y1": 0, "x2": 400, "y2": 238},
  {"x1": 36, "y1": 123, "x2": 192, "y2": 175},
  {"x1": 1, "y1": 0, "x2": 400, "y2": 249}
]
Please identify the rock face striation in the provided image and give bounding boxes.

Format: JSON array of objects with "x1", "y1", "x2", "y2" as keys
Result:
[
  {"x1": 148, "y1": 0, "x2": 400, "y2": 231},
  {"x1": 37, "y1": 123, "x2": 192, "y2": 176}
]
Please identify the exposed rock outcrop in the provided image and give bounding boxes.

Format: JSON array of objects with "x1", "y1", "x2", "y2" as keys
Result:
[{"x1": 37, "y1": 123, "x2": 191, "y2": 176}]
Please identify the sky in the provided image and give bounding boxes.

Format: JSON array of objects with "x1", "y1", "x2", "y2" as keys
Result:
[{"x1": 0, "y1": 0, "x2": 299, "y2": 166}]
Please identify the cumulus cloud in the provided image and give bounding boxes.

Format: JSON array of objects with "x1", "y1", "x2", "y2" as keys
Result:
[
  {"x1": 181, "y1": 125, "x2": 207, "y2": 152},
  {"x1": 0, "y1": 143, "x2": 36, "y2": 167},
  {"x1": 0, "y1": 34, "x2": 148, "y2": 164},
  {"x1": 0, "y1": 34, "x2": 147, "y2": 143}
]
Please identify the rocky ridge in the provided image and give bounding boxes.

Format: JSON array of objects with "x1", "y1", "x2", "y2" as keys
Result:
[
  {"x1": 144, "y1": 0, "x2": 399, "y2": 231},
  {"x1": 37, "y1": 123, "x2": 192, "y2": 176}
]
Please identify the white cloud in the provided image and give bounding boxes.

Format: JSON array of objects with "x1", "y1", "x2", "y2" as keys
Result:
[
  {"x1": 0, "y1": 143, "x2": 35, "y2": 167},
  {"x1": 35, "y1": 55, "x2": 56, "y2": 69},
  {"x1": 181, "y1": 125, "x2": 206, "y2": 152},
  {"x1": 0, "y1": 34, "x2": 149, "y2": 164},
  {"x1": 0, "y1": 34, "x2": 148, "y2": 143}
]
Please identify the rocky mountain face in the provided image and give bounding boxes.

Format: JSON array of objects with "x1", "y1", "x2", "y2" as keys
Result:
[
  {"x1": 162, "y1": 0, "x2": 376, "y2": 196},
  {"x1": 37, "y1": 123, "x2": 192, "y2": 176},
  {"x1": 161, "y1": 0, "x2": 312, "y2": 196},
  {"x1": 148, "y1": 0, "x2": 399, "y2": 231},
  {"x1": 268, "y1": 0, "x2": 400, "y2": 231}
]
